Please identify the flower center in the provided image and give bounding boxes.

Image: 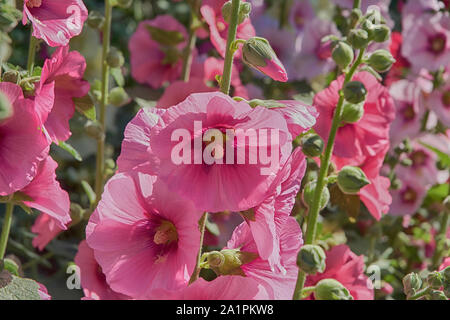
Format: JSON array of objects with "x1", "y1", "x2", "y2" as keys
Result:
[
  {"x1": 26, "y1": 0, "x2": 42, "y2": 8},
  {"x1": 203, "y1": 128, "x2": 230, "y2": 160},
  {"x1": 410, "y1": 150, "x2": 428, "y2": 167},
  {"x1": 429, "y1": 33, "x2": 446, "y2": 54},
  {"x1": 442, "y1": 90, "x2": 450, "y2": 108},
  {"x1": 153, "y1": 220, "x2": 178, "y2": 245},
  {"x1": 401, "y1": 104, "x2": 415, "y2": 121},
  {"x1": 402, "y1": 187, "x2": 417, "y2": 204},
  {"x1": 217, "y1": 21, "x2": 227, "y2": 32}
]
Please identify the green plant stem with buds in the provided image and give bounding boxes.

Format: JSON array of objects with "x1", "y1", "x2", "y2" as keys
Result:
[
  {"x1": 0, "y1": 203, "x2": 14, "y2": 260},
  {"x1": 94, "y1": 0, "x2": 113, "y2": 206},
  {"x1": 181, "y1": 0, "x2": 200, "y2": 82},
  {"x1": 219, "y1": 0, "x2": 241, "y2": 95},
  {"x1": 189, "y1": 212, "x2": 208, "y2": 284},
  {"x1": 293, "y1": 48, "x2": 367, "y2": 300},
  {"x1": 27, "y1": 31, "x2": 38, "y2": 74},
  {"x1": 408, "y1": 287, "x2": 431, "y2": 300},
  {"x1": 431, "y1": 209, "x2": 449, "y2": 269}
]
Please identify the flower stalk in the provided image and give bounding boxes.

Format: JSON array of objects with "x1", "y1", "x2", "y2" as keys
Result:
[
  {"x1": 181, "y1": 0, "x2": 201, "y2": 82},
  {"x1": 189, "y1": 212, "x2": 208, "y2": 284},
  {"x1": 0, "y1": 203, "x2": 14, "y2": 260},
  {"x1": 27, "y1": 31, "x2": 38, "y2": 74}
]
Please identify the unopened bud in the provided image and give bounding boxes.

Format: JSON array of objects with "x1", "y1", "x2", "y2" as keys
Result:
[
  {"x1": 372, "y1": 24, "x2": 390, "y2": 43},
  {"x1": 348, "y1": 29, "x2": 370, "y2": 49},
  {"x1": 0, "y1": 91, "x2": 13, "y2": 121},
  {"x1": 222, "y1": 1, "x2": 251, "y2": 25},
  {"x1": 337, "y1": 166, "x2": 370, "y2": 194},
  {"x1": 106, "y1": 47, "x2": 125, "y2": 68},
  {"x1": 116, "y1": 0, "x2": 133, "y2": 9},
  {"x1": 302, "y1": 181, "x2": 330, "y2": 210},
  {"x1": 315, "y1": 279, "x2": 354, "y2": 300},
  {"x1": 403, "y1": 272, "x2": 422, "y2": 296},
  {"x1": 206, "y1": 251, "x2": 225, "y2": 268},
  {"x1": 242, "y1": 37, "x2": 288, "y2": 82},
  {"x1": 109, "y1": 87, "x2": 130, "y2": 107},
  {"x1": 427, "y1": 271, "x2": 444, "y2": 290},
  {"x1": 350, "y1": 8, "x2": 362, "y2": 27},
  {"x1": 301, "y1": 133, "x2": 324, "y2": 158},
  {"x1": 87, "y1": 10, "x2": 105, "y2": 29},
  {"x1": 341, "y1": 102, "x2": 364, "y2": 123},
  {"x1": 84, "y1": 120, "x2": 104, "y2": 140},
  {"x1": 2, "y1": 70, "x2": 20, "y2": 84},
  {"x1": 69, "y1": 203, "x2": 85, "y2": 226},
  {"x1": 429, "y1": 290, "x2": 447, "y2": 300},
  {"x1": 296, "y1": 244, "x2": 326, "y2": 275},
  {"x1": 332, "y1": 41, "x2": 354, "y2": 70},
  {"x1": 367, "y1": 50, "x2": 395, "y2": 73},
  {"x1": 361, "y1": 19, "x2": 375, "y2": 39},
  {"x1": 343, "y1": 81, "x2": 367, "y2": 104}
]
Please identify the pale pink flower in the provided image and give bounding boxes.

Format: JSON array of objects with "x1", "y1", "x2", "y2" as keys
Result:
[
  {"x1": 0, "y1": 83, "x2": 49, "y2": 196},
  {"x1": 305, "y1": 245, "x2": 374, "y2": 300},
  {"x1": 389, "y1": 177, "x2": 427, "y2": 216},
  {"x1": 22, "y1": 0, "x2": 88, "y2": 47},
  {"x1": 289, "y1": 0, "x2": 315, "y2": 31},
  {"x1": 86, "y1": 172, "x2": 202, "y2": 299},
  {"x1": 425, "y1": 81, "x2": 450, "y2": 127},
  {"x1": 37, "y1": 282, "x2": 51, "y2": 300},
  {"x1": 37, "y1": 46, "x2": 90, "y2": 142},
  {"x1": 402, "y1": 0, "x2": 443, "y2": 30},
  {"x1": 314, "y1": 71, "x2": 395, "y2": 161},
  {"x1": 74, "y1": 241, "x2": 130, "y2": 300},
  {"x1": 149, "y1": 92, "x2": 292, "y2": 213},
  {"x1": 157, "y1": 79, "x2": 216, "y2": 109},
  {"x1": 200, "y1": 0, "x2": 255, "y2": 58},
  {"x1": 402, "y1": 12, "x2": 450, "y2": 72},
  {"x1": 129, "y1": 15, "x2": 189, "y2": 88}
]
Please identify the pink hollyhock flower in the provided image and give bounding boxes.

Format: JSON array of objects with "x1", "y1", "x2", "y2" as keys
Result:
[
  {"x1": 289, "y1": 0, "x2": 315, "y2": 31},
  {"x1": 37, "y1": 282, "x2": 51, "y2": 300},
  {"x1": 0, "y1": 83, "x2": 49, "y2": 196},
  {"x1": 389, "y1": 177, "x2": 427, "y2": 216},
  {"x1": 157, "y1": 79, "x2": 217, "y2": 109},
  {"x1": 293, "y1": 18, "x2": 340, "y2": 80},
  {"x1": 22, "y1": 156, "x2": 71, "y2": 230},
  {"x1": 305, "y1": 245, "x2": 374, "y2": 300},
  {"x1": 86, "y1": 171, "x2": 202, "y2": 299},
  {"x1": 439, "y1": 257, "x2": 450, "y2": 271},
  {"x1": 129, "y1": 15, "x2": 189, "y2": 88},
  {"x1": 402, "y1": 12, "x2": 450, "y2": 72},
  {"x1": 245, "y1": 148, "x2": 306, "y2": 271},
  {"x1": 37, "y1": 46, "x2": 90, "y2": 142},
  {"x1": 385, "y1": 32, "x2": 411, "y2": 87},
  {"x1": 314, "y1": 71, "x2": 395, "y2": 161},
  {"x1": 31, "y1": 214, "x2": 64, "y2": 251},
  {"x1": 425, "y1": 81, "x2": 450, "y2": 127},
  {"x1": 149, "y1": 92, "x2": 292, "y2": 213},
  {"x1": 74, "y1": 241, "x2": 130, "y2": 300},
  {"x1": 153, "y1": 276, "x2": 269, "y2": 300},
  {"x1": 225, "y1": 216, "x2": 303, "y2": 299},
  {"x1": 402, "y1": 0, "x2": 443, "y2": 30},
  {"x1": 200, "y1": 0, "x2": 256, "y2": 58},
  {"x1": 22, "y1": 0, "x2": 88, "y2": 47},
  {"x1": 389, "y1": 80, "x2": 425, "y2": 147}
]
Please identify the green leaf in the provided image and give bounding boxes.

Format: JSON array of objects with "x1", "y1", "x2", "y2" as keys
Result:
[
  {"x1": 73, "y1": 94, "x2": 96, "y2": 121},
  {"x1": 0, "y1": 271, "x2": 42, "y2": 300},
  {"x1": 146, "y1": 25, "x2": 185, "y2": 46},
  {"x1": 2, "y1": 258, "x2": 20, "y2": 276},
  {"x1": 81, "y1": 180, "x2": 96, "y2": 206},
  {"x1": 111, "y1": 67, "x2": 125, "y2": 87},
  {"x1": 57, "y1": 141, "x2": 82, "y2": 162},
  {"x1": 419, "y1": 141, "x2": 450, "y2": 167}
]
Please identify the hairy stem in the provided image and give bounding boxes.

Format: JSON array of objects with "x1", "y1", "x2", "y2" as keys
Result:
[
  {"x1": 189, "y1": 213, "x2": 208, "y2": 284},
  {"x1": 27, "y1": 31, "x2": 37, "y2": 74},
  {"x1": 219, "y1": 0, "x2": 241, "y2": 95},
  {"x1": 0, "y1": 203, "x2": 14, "y2": 260}
]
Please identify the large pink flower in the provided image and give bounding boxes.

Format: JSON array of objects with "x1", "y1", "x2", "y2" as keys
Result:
[
  {"x1": 389, "y1": 177, "x2": 427, "y2": 216},
  {"x1": 74, "y1": 241, "x2": 130, "y2": 300},
  {"x1": 305, "y1": 245, "x2": 374, "y2": 300},
  {"x1": 314, "y1": 71, "x2": 395, "y2": 161},
  {"x1": 200, "y1": 0, "x2": 255, "y2": 57},
  {"x1": 0, "y1": 83, "x2": 49, "y2": 195},
  {"x1": 22, "y1": 0, "x2": 88, "y2": 47},
  {"x1": 129, "y1": 15, "x2": 189, "y2": 88},
  {"x1": 149, "y1": 92, "x2": 292, "y2": 213},
  {"x1": 157, "y1": 78, "x2": 217, "y2": 109},
  {"x1": 37, "y1": 46, "x2": 90, "y2": 142},
  {"x1": 86, "y1": 171, "x2": 202, "y2": 299}
]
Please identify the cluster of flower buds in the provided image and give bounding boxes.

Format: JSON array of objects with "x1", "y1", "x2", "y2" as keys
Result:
[{"x1": 403, "y1": 267, "x2": 450, "y2": 300}]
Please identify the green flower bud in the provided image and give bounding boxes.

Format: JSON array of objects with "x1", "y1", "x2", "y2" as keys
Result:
[
  {"x1": 87, "y1": 10, "x2": 105, "y2": 30},
  {"x1": 296, "y1": 244, "x2": 326, "y2": 275},
  {"x1": 403, "y1": 272, "x2": 422, "y2": 296},
  {"x1": 332, "y1": 41, "x2": 354, "y2": 70},
  {"x1": 427, "y1": 271, "x2": 444, "y2": 290},
  {"x1": 69, "y1": 203, "x2": 85, "y2": 226},
  {"x1": 400, "y1": 158, "x2": 413, "y2": 167},
  {"x1": 2, "y1": 70, "x2": 20, "y2": 84},
  {"x1": 429, "y1": 290, "x2": 447, "y2": 300},
  {"x1": 343, "y1": 81, "x2": 367, "y2": 104},
  {"x1": 84, "y1": 120, "x2": 105, "y2": 140},
  {"x1": 367, "y1": 49, "x2": 396, "y2": 73},
  {"x1": 391, "y1": 178, "x2": 402, "y2": 190},
  {"x1": 0, "y1": 91, "x2": 13, "y2": 121},
  {"x1": 350, "y1": 8, "x2": 362, "y2": 28},
  {"x1": 301, "y1": 133, "x2": 324, "y2": 158},
  {"x1": 205, "y1": 249, "x2": 257, "y2": 276},
  {"x1": 302, "y1": 181, "x2": 330, "y2": 210},
  {"x1": 341, "y1": 102, "x2": 364, "y2": 123},
  {"x1": 337, "y1": 166, "x2": 370, "y2": 194},
  {"x1": 361, "y1": 19, "x2": 375, "y2": 39},
  {"x1": 116, "y1": 0, "x2": 133, "y2": 9},
  {"x1": 222, "y1": 1, "x2": 251, "y2": 25},
  {"x1": 109, "y1": 87, "x2": 130, "y2": 107},
  {"x1": 372, "y1": 24, "x2": 391, "y2": 43},
  {"x1": 106, "y1": 47, "x2": 125, "y2": 68},
  {"x1": 314, "y1": 279, "x2": 354, "y2": 300},
  {"x1": 348, "y1": 29, "x2": 370, "y2": 49}
]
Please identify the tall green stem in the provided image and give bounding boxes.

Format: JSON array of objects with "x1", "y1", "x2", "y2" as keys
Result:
[
  {"x1": 189, "y1": 213, "x2": 208, "y2": 284},
  {"x1": 353, "y1": 0, "x2": 361, "y2": 9},
  {"x1": 293, "y1": 49, "x2": 366, "y2": 300},
  {"x1": 27, "y1": 31, "x2": 37, "y2": 74},
  {"x1": 219, "y1": 0, "x2": 241, "y2": 95},
  {"x1": 95, "y1": 0, "x2": 113, "y2": 205},
  {"x1": 181, "y1": 0, "x2": 200, "y2": 82},
  {"x1": 431, "y1": 208, "x2": 449, "y2": 269},
  {"x1": 0, "y1": 203, "x2": 14, "y2": 260}
]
